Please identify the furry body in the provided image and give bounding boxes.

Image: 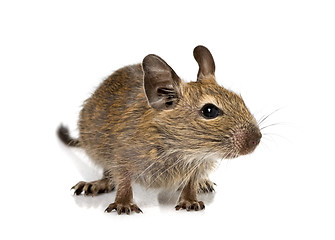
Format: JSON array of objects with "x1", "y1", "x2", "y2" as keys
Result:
[
  {"x1": 78, "y1": 64, "x2": 217, "y2": 189},
  {"x1": 58, "y1": 46, "x2": 261, "y2": 214}
]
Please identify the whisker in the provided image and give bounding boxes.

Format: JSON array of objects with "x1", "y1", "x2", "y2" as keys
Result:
[
  {"x1": 262, "y1": 132, "x2": 290, "y2": 142},
  {"x1": 260, "y1": 122, "x2": 286, "y2": 131},
  {"x1": 258, "y1": 107, "x2": 283, "y2": 126}
]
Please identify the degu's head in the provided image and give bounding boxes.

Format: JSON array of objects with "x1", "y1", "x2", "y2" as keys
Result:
[{"x1": 142, "y1": 45, "x2": 261, "y2": 159}]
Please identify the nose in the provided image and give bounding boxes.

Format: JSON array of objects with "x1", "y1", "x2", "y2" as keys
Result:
[
  {"x1": 232, "y1": 127, "x2": 262, "y2": 156},
  {"x1": 248, "y1": 132, "x2": 262, "y2": 148}
]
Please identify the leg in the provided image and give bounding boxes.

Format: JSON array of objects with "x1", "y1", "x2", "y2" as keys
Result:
[
  {"x1": 72, "y1": 171, "x2": 115, "y2": 196},
  {"x1": 105, "y1": 177, "x2": 142, "y2": 215},
  {"x1": 175, "y1": 178, "x2": 205, "y2": 211}
]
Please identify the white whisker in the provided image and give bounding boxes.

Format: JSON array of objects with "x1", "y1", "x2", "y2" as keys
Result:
[
  {"x1": 258, "y1": 107, "x2": 282, "y2": 126},
  {"x1": 260, "y1": 122, "x2": 286, "y2": 131}
]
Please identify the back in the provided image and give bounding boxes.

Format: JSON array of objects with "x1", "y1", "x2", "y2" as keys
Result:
[{"x1": 78, "y1": 64, "x2": 146, "y2": 159}]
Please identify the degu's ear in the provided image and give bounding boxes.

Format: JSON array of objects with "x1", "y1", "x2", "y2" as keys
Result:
[
  {"x1": 193, "y1": 45, "x2": 216, "y2": 81},
  {"x1": 142, "y1": 54, "x2": 182, "y2": 110}
]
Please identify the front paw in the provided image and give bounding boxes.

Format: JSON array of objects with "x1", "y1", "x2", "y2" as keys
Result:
[
  {"x1": 175, "y1": 200, "x2": 205, "y2": 211},
  {"x1": 105, "y1": 202, "x2": 142, "y2": 215}
]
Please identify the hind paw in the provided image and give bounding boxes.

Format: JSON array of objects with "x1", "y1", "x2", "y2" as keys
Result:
[
  {"x1": 198, "y1": 179, "x2": 216, "y2": 193},
  {"x1": 71, "y1": 179, "x2": 115, "y2": 196}
]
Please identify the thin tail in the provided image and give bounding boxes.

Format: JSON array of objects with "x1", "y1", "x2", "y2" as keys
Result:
[{"x1": 57, "y1": 124, "x2": 80, "y2": 147}]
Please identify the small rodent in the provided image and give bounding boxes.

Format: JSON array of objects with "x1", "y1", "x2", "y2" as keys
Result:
[{"x1": 58, "y1": 45, "x2": 262, "y2": 214}]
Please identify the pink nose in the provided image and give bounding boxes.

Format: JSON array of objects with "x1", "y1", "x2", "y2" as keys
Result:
[
  {"x1": 232, "y1": 126, "x2": 262, "y2": 155},
  {"x1": 248, "y1": 132, "x2": 262, "y2": 148}
]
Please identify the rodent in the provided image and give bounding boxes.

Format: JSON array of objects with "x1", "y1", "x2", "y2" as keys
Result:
[{"x1": 58, "y1": 45, "x2": 262, "y2": 214}]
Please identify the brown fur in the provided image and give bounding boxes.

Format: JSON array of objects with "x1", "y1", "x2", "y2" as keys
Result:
[{"x1": 58, "y1": 46, "x2": 261, "y2": 214}]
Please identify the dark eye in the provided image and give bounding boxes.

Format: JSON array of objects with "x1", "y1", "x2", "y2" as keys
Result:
[{"x1": 201, "y1": 104, "x2": 221, "y2": 119}]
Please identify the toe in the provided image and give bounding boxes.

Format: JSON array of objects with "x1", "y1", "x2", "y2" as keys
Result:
[
  {"x1": 83, "y1": 184, "x2": 92, "y2": 195},
  {"x1": 193, "y1": 202, "x2": 200, "y2": 211},
  {"x1": 90, "y1": 185, "x2": 99, "y2": 196},
  {"x1": 132, "y1": 205, "x2": 143, "y2": 213},
  {"x1": 72, "y1": 182, "x2": 85, "y2": 195},
  {"x1": 105, "y1": 203, "x2": 117, "y2": 213}
]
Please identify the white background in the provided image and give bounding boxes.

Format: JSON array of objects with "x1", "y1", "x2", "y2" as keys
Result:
[{"x1": 1, "y1": 0, "x2": 334, "y2": 239}]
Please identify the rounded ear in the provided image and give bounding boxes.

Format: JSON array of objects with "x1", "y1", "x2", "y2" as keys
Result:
[
  {"x1": 193, "y1": 45, "x2": 216, "y2": 81},
  {"x1": 142, "y1": 54, "x2": 181, "y2": 110}
]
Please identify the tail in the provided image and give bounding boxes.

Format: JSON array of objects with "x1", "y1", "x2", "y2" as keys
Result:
[{"x1": 57, "y1": 124, "x2": 80, "y2": 147}]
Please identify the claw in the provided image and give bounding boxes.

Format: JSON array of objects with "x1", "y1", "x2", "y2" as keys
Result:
[
  {"x1": 198, "y1": 180, "x2": 216, "y2": 193},
  {"x1": 105, "y1": 203, "x2": 142, "y2": 215},
  {"x1": 176, "y1": 200, "x2": 205, "y2": 212},
  {"x1": 71, "y1": 180, "x2": 115, "y2": 196}
]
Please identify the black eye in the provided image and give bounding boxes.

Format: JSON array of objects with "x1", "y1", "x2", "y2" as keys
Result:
[{"x1": 201, "y1": 104, "x2": 221, "y2": 119}]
